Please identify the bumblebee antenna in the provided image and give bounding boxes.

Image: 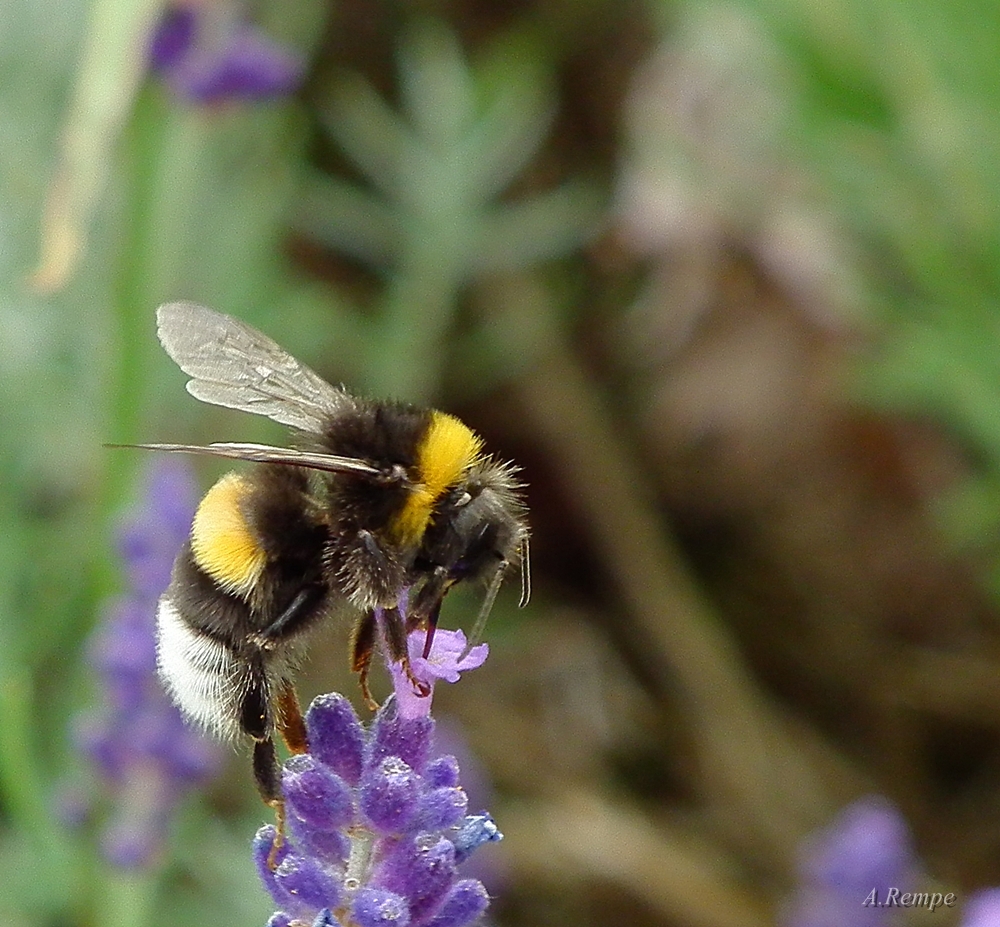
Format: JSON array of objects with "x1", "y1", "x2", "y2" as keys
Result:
[
  {"x1": 460, "y1": 562, "x2": 506, "y2": 660},
  {"x1": 517, "y1": 535, "x2": 531, "y2": 608}
]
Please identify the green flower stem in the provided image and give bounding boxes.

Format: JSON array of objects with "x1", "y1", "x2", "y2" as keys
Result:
[
  {"x1": 32, "y1": 0, "x2": 164, "y2": 289},
  {"x1": 102, "y1": 867, "x2": 160, "y2": 927}
]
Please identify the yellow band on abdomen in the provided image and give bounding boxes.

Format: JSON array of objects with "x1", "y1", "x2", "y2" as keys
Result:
[{"x1": 190, "y1": 472, "x2": 268, "y2": 597}]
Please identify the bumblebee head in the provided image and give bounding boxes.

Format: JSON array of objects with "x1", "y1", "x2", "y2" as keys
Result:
[{"x1": 409, "y1": 458, "x2": 529, "y2": 652}]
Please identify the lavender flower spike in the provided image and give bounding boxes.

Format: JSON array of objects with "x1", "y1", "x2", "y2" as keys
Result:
[
  {"x1": 257, "y1": 630, "x2": 498, "y2": 927},
  {"x1": 71, "y1": 459, "x2": 223, "y2": 868}
]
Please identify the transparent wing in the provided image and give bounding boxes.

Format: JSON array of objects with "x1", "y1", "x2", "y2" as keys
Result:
[
  {"x1": 115, "y1": 442, "x2": 399, "y2": 480},
  {"x1": 156, "y1": 302, "x2": 351, "y2": 434}
]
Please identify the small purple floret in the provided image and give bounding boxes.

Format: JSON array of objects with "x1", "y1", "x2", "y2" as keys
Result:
[
  {"x1": 417, "y1": 788, "x2": 468, "y2": 833},
  {"x1": 283, "y1": 754, "x2": 355, "y2": 832},
  {"x1": 388, "y1": 630, "x2": 488, "y2": 720},
  {"x1": 783, "y1": 796, "x2": 919, "y2": 927},
  {"x1": 425, "y1": 879, "x2": 490, "y2": 927},
  {"x1": 368, "y1": 696, "x2": 434, "y2": 773},
  {"x1": 306, "y1": 693, "x2": 366, "y2": 785},
  {"x1": 360, "y1": 757, "x2": 421, "y2": 835},
  {"x1": 377, "y1": 836, "x2": 457, "y2": 925},
  {"x1": 352, "y1": 888, "x2": 411, "y2": 927},
  {"x1": 803, "y1": 796, "x2": 915, "y2": 893},
  {"x1": 274, "y1": 855, "x2": 342, "y2": 912},
  {"x1": 149, "y1": 7, "x2": 196, "y2": 69},
  {"x1": 423, "y1": 756, "x2": 461, "y2": 790},
  {"x1": 962, "y1": 889, "x2": 1000, "y2": 927}
]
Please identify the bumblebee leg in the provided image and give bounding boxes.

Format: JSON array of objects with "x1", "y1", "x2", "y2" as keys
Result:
[
  {"x1": 240, "y1": 661, "x2": 285, "y2": 870},
  {"x1": 275, "y1": 678, "x2": 308, "y2": 755},
  {"x1": 382, "y1": 606, "x2": 430, "y2": 699},
  {"x1": 351, "y1": 610, "x2": 378, "y2": 710},
  {"x1": 251, "y1": 736, "x2": 286, "y2": 870},
  {"x1": 421, "y1": 600, "x2": 442, "y2": 659},
  {"x1": 257, "y1": 583, "x2": 327, "y2": 644}
]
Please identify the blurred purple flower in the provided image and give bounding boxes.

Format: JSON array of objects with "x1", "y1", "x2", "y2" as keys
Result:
[
  {"x1": 149, "y1": 3, "x2": 304, "y2": 104},
  {"x1": 785, "y1": 797, "x2": 1000, "y2": 927},
  {"x1": 256, "y1": 637, "x2": 499, "y2": 927},
  {"x1": 962, "y1": 889, "x2": 1000, "y2": 927},
  {"x1": 70, "y1": 458, "x2": 223, "y2": 868},
  {"x1": 783, "y1": 797, "x2": 918, "y2": 927}
]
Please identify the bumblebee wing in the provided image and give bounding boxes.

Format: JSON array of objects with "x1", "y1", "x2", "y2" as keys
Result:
[
  {"x1": 120, "y1": 442, "x2": 388, "y2": 479},
  {"x1": 156, "y1": 302, "x2": 351, "y2": 434}
]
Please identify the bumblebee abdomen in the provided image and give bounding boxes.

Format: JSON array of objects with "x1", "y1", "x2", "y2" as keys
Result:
[
  {"x1": 156, "y1": 596, "x2": 244, "y2": 740},
  {"x1": 190, "y1": 472, "x2": 268, "y2": 598}
]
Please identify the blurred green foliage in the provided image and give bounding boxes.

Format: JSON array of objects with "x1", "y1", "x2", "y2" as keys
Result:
[{"x1": 4, "y1": 0, "x2": 1000, "y2": 924}]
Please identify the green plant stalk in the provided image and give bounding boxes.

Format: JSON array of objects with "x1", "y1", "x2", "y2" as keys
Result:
[
  {"x1": 493, "y1": 275, "x2": 836, "y2": 874},
  {"x1": 370, "y1": 157, "x2": 474, "y2": 400},
  {"x1": 102, "y1": 867, "x2": 160, "y2": 927},
  {"x1": 0, "y1": 669, "x2": 82, "y2": 911}
]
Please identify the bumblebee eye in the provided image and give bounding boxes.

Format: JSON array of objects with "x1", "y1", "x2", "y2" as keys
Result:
[{"x1": 454, "y1": 491, "x2": 472, "y2": 508}]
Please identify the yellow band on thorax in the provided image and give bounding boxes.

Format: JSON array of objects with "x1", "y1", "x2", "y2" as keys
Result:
[
  {"x1": 190, "y1": 472, "x2": 268, "y2": 597},
  {"x1": 391, "y1": 410, "x2": 483, "y2": 546}
]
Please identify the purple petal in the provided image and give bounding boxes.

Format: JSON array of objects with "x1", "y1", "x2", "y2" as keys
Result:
[
  {"x1": 962, "y1": 889, "x2": 1000, "y2": 927},
  {"x1": 375, "y1": 836, "x2": 457, "y2": 925},
  {"x1": 417, "y1": 787, "x2": 468, "y2": 832},
  {"x1": 423, "y1": 755, "x2": 461, "y2": 789},
  {"x1": 149, "y1": 7, "x2": 196, "y2": 70},
  {"x1": 155, "y1": 11, "x2": 304, "y2": 104},
  {"x1": 802, "y1": 797, "x2": 916, "y2": 894},
  {"x1": 287, "y1": 817, "x2": 351, "y2": 867},
  {"x1": 409, "y1": 630, "x2": 489, "y2": 685},
  {"x1": 254, "y1": 826, "x2": 300, "y2": 913}
]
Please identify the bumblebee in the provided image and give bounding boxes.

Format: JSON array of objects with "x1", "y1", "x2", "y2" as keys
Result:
[{"x1": 138, "y1": 302, "x2": 529, "y2": 819}]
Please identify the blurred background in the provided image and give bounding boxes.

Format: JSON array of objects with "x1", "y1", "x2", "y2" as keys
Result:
[{"x1": 4, "y1": 0, "x2": 1000, "y2": 924}]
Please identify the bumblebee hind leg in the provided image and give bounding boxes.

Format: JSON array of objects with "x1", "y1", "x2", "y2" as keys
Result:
[
  {"x1": 275, "y1": 677, "x2": 308, "y2": 755},
  {"x1": 240, "y1": 658, "x2": 287, "y2": 869}
]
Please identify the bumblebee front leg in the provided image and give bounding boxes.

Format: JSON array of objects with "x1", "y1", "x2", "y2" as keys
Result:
[
  {"x1": 382, "y1": 606, "x2": 430, "y2": 699},
  {"x1": 350, "y1": 609, "x2": 379, "y2": 710}
]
